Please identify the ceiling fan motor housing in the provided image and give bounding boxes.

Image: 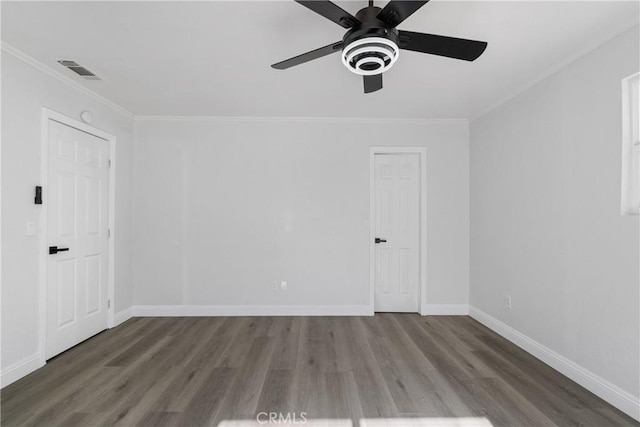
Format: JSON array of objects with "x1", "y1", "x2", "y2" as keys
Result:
[{"x1": 341, "y1": 6, "x2": 400, "y2": 76}]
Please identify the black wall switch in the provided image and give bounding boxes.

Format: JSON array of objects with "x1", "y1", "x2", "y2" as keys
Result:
[{"x1": 35, "y1": 186, "x2": 42, "y2": 204}]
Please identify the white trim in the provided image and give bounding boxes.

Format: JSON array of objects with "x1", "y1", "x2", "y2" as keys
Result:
[
  {"x1": 1, "y1": 354, "x2": 44, "y2": 389},
  {"x1": 132, "y1": 305, "x2": 372, "y2": 317},
  {"x1": 369, "y1": 147, "x2": 428, "y2": 315},
  {"x1": 107, "y1": 138, "x2": 117, "y2": 329},
  {"x1": 113, "y1": 307, "x2": 133, "y2": 327},
  {"x1": 469, "y1": 306, "x2": 640, "y2": 422},
  {"x1": 43, "y1": 108, "x2": 115, "y2": 142},
  {"x1": 471, "y1": 18, "x2": 640, "y2": 122},
  {"x1": 621, "y1": 72, "x2": 640, "y2": 215},
  {"x1": 1, "y1": 42, "x2": 134, "y2": 119},
  {"x1": 39, "y1": 108, "x2": 117, "y2": 366},
  {"x1": 135, "y1": 116, "x2": 468, "y2": 124},
  {"x1": 422, "y1": 304, "x2": 469, "y2": 315},
  {"x1": 38, "y1": 111, "x2": 48, "y2": 366}
]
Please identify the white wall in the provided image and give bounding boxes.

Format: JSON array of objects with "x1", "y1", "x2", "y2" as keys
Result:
[
  {"x1": 133, "y1": 119, "x2": 469, "y2": 311},
  {"x1": 470, "y1": 25, "x2": 639, "y2": 405},
  {"x1": 1, "y1": 52, "x2": 135, "y2": 378}
]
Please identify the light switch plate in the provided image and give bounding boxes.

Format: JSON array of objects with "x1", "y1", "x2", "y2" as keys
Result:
[{"x1": 26, "y1": 222, "x2": 36, "y2": 236}]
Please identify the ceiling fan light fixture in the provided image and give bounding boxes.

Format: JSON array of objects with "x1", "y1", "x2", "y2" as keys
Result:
[
  {"x1": 341, "y1": 37, "x2": 399, "y2": 76},
  {"x1": 356, "y1": 56, "x2": 384, "y2": 72},
  {"x1": 271, "y1": 1, "x2": 487, "y2": 93}
]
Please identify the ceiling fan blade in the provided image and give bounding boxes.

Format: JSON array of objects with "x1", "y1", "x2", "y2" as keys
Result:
[
  {"x1": 399, "y1": 30, "x2": 487, "y2": 61},
  {"x1": 271, "y1": 41, "x2": 344, "y2": 70},
  {"x1": 377, "y1": 1, "x2": 430, "y2": 27},
  {"x1": 363, "y1": 74, "x2": 383, "y2": 94},
  {"x1": 295, "y1": 1, "x2": 360, "y2": 28}
]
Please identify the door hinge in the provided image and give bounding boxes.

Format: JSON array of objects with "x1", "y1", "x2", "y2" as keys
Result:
[
  {"x1": 107, "y1": 228, "x2": 111, "y2": 238},
  {"x1": 108, "y1": 159, "x2": 112, "y2": 168},
  {"x1": 107, "y1": 299, "x2": 111, "y2": 309}
]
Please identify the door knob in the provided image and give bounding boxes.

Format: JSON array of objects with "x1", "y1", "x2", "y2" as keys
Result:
[
  {"x1": 375, "y1": 238, "x2": 387, "y2": 244},
  {"x1": 49, "y1": 246, "x2": 70, "y2": 255}
]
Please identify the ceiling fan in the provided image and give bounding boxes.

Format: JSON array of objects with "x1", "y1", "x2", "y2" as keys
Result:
[{"x1": 271, "y1": 0, "x2": 488, "y2": 94}]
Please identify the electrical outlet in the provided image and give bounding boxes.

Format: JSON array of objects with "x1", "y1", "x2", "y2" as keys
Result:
[
  {"x1": 280, "y1": 281, "x2": 287, "y2": 291},
  {"x1": 505, "y1": 296, "x2": 512, "y2": 309},
  {"x1": 271, "y1": 281, "x2": 278, "y2": 291}
]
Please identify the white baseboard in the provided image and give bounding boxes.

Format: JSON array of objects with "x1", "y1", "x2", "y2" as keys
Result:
[
  {"x1": 132, "y1": 304, "x2": 372, "y2": 317},
  {"x1": 1, "y1": 353, "x2": 44, "y2": 389},
  {"x1": 131, "y1": 304, "x2": 470, "y2": 317},
  {"x1": 422, "y1": 304, "x2": 469, "y2": 315},
  {"x1": 113, "y1": 307, "x2": 133, "y2": 327},
  {"x1": 469, "y1": 306, "x2": 640, "y2": 421}
]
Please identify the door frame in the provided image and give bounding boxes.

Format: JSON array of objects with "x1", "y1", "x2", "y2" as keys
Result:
[
  {"x1": 38, "y1": 107, "x2": 116, "y2": 365},
  {"x1": 369, "y1": 147, "x2": 427, "y2": 315}
]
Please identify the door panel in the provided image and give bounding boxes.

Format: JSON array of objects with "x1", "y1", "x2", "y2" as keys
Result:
[
  {"x1": 85, "y1": 254, "x2": 101, "y2": 315},
  {"x1": 85, "y1": 177, "x2": 101, "y2": 235},
  {"x1": 47, "y1": 119, "x2": 109, "y2": 359},
  {"x1": 57, "y1": 258, "x2": 77, "y2": 327},
  {"x1": 57, "y1": 172, "x2": 77, "y2": 237},
  {"x1": 374, "y1": 153, "x2": 420, "y2": 312}
]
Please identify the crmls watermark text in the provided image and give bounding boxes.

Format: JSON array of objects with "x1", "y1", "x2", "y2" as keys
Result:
[{"x1": 256, "y1": 412, "x2": 308, "y2": 424}]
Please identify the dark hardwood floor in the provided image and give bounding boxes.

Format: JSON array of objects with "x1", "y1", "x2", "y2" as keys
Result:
[{"x1": 1, "y1": 315, "x2": 638, "y2": 426}]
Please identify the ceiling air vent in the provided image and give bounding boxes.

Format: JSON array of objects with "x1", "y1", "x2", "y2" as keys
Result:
[{"x1": 57, "y1": 60, "x2": 100, "y2": 80}]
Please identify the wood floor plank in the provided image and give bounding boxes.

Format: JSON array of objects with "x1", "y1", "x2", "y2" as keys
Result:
[
  {"x1": 135, "y1": 411, "x2": 181, "y2": 427},
  {"x1": 173, "y1": 367, "x2": 236, "y2": 426},
  {"x1": 394, "y1": 314, "x2": 493, "y2": 381},
  {"x1": 110, "y1": 366, "x2": 183, "y2": 426},
  {"x1": 58, "y1": 411, "x2": 108, "y2": 427},
  {"x1": 154, "y1": 330, "x2": 239, "y2": 413},
  {"x1": 105, "y1": 328, "x2": 173, "y2": 367},
  {"x1": 11, "y1": 322, "x2": 168, "y2": 426},
  {"x1": 99, "y1": 318, "x2": 224, "y2": 425},
  {"x1": 408, "y1": 368, "x2": 473, "y2": 417},
  {"x1": 21, "y1": 366, "x2": 120, "y2": 427},
  {"x1": 328, "y1": 317, "x2": 358, "y2": 373},
  {"x1": 215, "y1": 336, "x2": 276, "y2": 420},
  {"x1": 324, "y1": 372, "x2": 364, "y2": 420},
  {"x1": 319, "y1": 317, "x2": 342, "y2": 374},
  {"x1": 256, "y1": 369, "x2": 295, "y2": 414},
  {"x1": 267, "y1": 317, "x2": 301, "y2": 370},
  {"x1": 380, "y1": 313, "x2": 437, "y2": 373},
  {"x1": 346, "y1": 318, "x2": 399, "y2": 418},
  {"x1": 1, "y1": 315, "x2": 637, "y2": 427},
  {"x1": 293, "y1": 317, "x2": 329, "y2": 419},
  {"x1": 368, "y1": 336, "x2": 424, "y2": 414},
  {"x1": 472, "y1": 344, "x2": 634, "y2": 426},
  {"x1": 0, "y1": 318, "x2": 150, "y2": 411},
  {"x1": 408, "y1": 315, "x2": 496, "y2": 379},
  {"x1": 475, "y1": 326, "x2": 607, "y2": 408},
  {"x1": 85, "y1": 336, "x2": 177, "y2": 418},
  {"x1": 467, "y1": 376, "x2": 557, "y2": 426},
  {"x1": 215, "y1": 317, "x2": 273, "y2": 369}
]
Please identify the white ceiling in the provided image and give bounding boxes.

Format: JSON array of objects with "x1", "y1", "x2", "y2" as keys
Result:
[{"x1": 2, "y1": 1, "x2": 638, "y2": 118}]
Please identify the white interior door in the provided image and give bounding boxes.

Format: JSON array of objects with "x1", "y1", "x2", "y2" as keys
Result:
[
  {"x1": 374, "y1": 153, "x2": 420, "y2": 312},
  {"x1": 46, "y1": 119, "x2": 109, "y2": 359}
]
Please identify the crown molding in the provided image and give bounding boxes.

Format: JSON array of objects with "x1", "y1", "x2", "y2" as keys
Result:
[
  {"x1": 1, "y1": 42, "x2": 466, "y2": 124},
  {"x1": 134, "y1": 115, "x2": 468, "y2": 125},
  {"x1": 4, "y1": 14, "x2": 638, "y2": 125},
  {"x1": 470, "y1": 18, "x2": 640, "y2": 122},
  {"x1": 1, "y1": 42, "x2": 135, "y2": 119}
]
